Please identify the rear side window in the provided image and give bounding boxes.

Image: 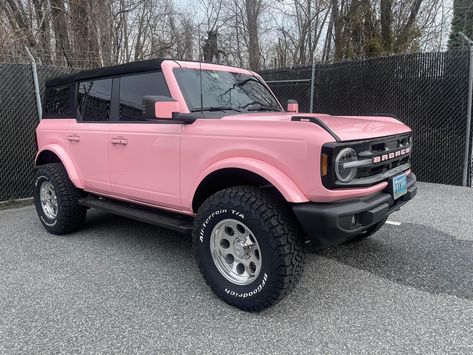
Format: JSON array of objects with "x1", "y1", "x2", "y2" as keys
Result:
[
  {"x1": 119, "y1": 72, "x2": 169, "y2": 121},
  {"x1": 43, "y1": 85, "x2": 74, "y2": 117},
  {"x1": 77, "y1": 79, "x2": 113, "y2": 122}
]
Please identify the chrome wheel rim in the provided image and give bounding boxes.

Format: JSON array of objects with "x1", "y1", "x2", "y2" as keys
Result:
[
  {"x1": 39, "y1": 181, "x2": 58, "y2": 219},
  {"x1": 210, "y1": 219, "x2": 262, "y2": 285}
]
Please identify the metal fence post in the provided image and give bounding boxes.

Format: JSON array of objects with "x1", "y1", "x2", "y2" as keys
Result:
[
  {"x1": 468, "y1": 46, "x2": 473, "y2": 187},
  {"x1": 459, "y1": 33, "x2": 473, "y2": 187},
  {"x1": 309, "y1": 58, "x2": 316, "y2": 113},
  {"x1": 25, "y1": 47, "x2": 42, "y2": 120}
]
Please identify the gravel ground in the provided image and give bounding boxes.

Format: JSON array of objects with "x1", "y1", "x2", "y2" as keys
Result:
[{"x1": 0, "y1": 182, "x2": 472, "y2": 353}]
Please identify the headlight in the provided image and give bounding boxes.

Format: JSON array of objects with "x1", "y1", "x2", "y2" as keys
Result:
[{"x1": 335, "y1": 148, "x2": 358, "y2": 183}]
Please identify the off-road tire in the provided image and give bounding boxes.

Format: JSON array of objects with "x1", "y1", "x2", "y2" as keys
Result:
[
  {"x1": 348, "y1": 217, "x2": 387, "y2": 243},
  {"x1": 193, "y1": 186, "x2": 305, "y2": 312},
  {"x1": 34, "y1": 163, "x2": 86, "y2": 235}
]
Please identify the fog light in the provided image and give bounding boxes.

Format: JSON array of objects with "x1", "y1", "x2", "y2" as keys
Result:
[
  {"x1": 351, "y1": 215, "x2": 358, "y2": 226},
  {"x1": 339, "y1": 215, "x2": 359, "y2": 230}
]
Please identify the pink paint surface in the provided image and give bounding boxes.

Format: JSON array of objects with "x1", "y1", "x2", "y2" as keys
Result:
[
  {"x1": 287, "y1": 102, "x2": 299, "y2": 113},
  {"x1": 155, "y1": 100, "x2": 179, "y2": 119},
  {"x1": 36, "y1": 60, "x2": 413, "y2": 215}
]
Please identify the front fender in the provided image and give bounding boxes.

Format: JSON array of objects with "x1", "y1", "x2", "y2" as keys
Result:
[
  {"x1": 192, "y1": 157, "x2": 309, "y2": 204},
  {"x1": 35, "y1": 144, "x2": 84, "y2": 189}
]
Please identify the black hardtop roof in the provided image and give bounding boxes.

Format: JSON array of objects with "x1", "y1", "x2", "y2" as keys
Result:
[{"x1": 45, "y1": 58, "x2": 167, "y2": 87}]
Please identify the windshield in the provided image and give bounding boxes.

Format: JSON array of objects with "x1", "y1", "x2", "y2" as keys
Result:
[{"x1": 174, "y1": 68, "x2": 282, "y2": 113}]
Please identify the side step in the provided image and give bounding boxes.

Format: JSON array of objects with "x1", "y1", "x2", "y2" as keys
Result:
[{"x1": 78, "y1": 195, "x2": 194, "y2": 234}]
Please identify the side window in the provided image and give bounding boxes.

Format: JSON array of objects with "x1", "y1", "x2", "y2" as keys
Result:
[
  {"x1": 43, "y1": 85, "x2": 74, "y2": 117},
  {"x1": 119, "y1": 72, "x2": 170, "y2": 121},
  {"x1": 77, "y1": 79, "x2": 112, "y2": 122}
]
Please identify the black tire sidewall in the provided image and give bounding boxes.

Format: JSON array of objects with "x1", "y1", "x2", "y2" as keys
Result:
[
  {"x1": 196, "y1": 205, "x2": 276, "y2": 303},
  {"x1": 34, "y1": 170, "x2": 60, "y2": 229}
]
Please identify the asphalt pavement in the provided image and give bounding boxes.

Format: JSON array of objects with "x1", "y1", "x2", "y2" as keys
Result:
[{"x1": 0, "y1": 182, "x2": 472, "y2": 353}]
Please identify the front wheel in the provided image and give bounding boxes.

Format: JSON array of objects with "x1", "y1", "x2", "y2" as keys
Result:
[{"x1": 193, "y1": 186, "x2": 305, "y2": 312}]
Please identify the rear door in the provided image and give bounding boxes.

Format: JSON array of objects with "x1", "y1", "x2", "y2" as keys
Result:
[
  {"x1": 108, "y1": 71, "x2": 182, "y2": 210},
  {"x1": 67, "y1": 78, "x2": 113, "y2": 194}
]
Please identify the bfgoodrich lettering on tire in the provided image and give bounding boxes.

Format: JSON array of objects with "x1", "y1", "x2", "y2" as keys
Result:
[
  {"x1": 34, "y1": 163, "x2": 86, "y2": 235},
  {"x1": 193, "y1": 186, "x2": 305, "y2": 312}
]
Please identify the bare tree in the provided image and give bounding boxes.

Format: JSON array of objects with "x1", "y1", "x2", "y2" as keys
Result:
[
  {"x1": 245, "y1": 0, "x2": 262, "y2": 70},
  {"x1": 329, "y1": 0, "x2": 442, "y2": 59},
  {"x1": 381, "y1": 0, "x2": 393, "y2": 51},
  {"x1": 2, "y1": 0, "x2": 38, "y2": 52},
  {"x1": 271, "y1": 0, "x2": 331, "y2": 67},
  {"x1": 0, "y1": 0, "x2": 452, "y2": 69},
  {"x1": 199, "y1": 0, "x2": 229, "y2": 62}
]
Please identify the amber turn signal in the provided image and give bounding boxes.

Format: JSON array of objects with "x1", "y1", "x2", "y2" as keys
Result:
[{"x1": 321, "y1": 153, "x2": 328, "y2": 176}]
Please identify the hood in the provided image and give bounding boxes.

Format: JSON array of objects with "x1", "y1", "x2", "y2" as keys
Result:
[{"x1": 221, "y1": 112, "x2": 411, "y2": 141}]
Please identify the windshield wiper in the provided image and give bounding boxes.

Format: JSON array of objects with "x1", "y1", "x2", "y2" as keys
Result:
[
  {"x1": 191, "y1": 106, "x2": 242, "y2": 112},
  {"x1": 247, "y1": 106, "x2": 280, "y2": 112},
  {"x1": 246, "y1": 104, "x2": 281, "y2": 112}
]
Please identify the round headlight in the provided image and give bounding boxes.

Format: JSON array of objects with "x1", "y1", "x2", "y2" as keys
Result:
[{"x1": 335, "y1": 148, "x2": 358, "y2": 183}]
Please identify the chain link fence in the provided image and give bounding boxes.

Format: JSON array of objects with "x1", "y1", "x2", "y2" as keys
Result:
[
  {"x1": 262, "y1": 50, "x2": 473, "y2": 186},
  {"x1": 0, "y1": 50, "x2": 472, "y2": 202},
  {"x1": 0, "y1": 61, "x2": 78, "y2": 201}
]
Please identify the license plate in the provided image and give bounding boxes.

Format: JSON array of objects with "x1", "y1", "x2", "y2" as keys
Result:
[{"x1": 392, "y1": 174, "x2": 407, "y2": 200}]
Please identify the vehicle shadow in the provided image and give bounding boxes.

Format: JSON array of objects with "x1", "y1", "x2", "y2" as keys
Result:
[
  {"x1": 78, "y1": 210, "x2": 196, "y2": 271},
  {"x1": 83, "y1": 211, "x2": 473, "y2": 302},
  {"x1": 83, "y1": 209, "x2": 192, "y2": 245},
  {"x1": 313, "y1": 223, "x2": 473, "y2": 300}
]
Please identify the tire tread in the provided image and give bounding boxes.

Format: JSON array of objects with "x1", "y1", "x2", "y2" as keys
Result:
[
  {"x1": 193, "y1": 186, "x2": 304, "y2": 312},
  {"x1": 34, "y1": 163, "x2": 86, "y2": 235}
]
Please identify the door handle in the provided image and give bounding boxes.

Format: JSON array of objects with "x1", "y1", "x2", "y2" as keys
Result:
[
  {"x1": 111, "y1": 137, "x2": 128, "y2": 145},
  {"x1": 67, "y1": 134, "x2": 80, "y2": 142}
]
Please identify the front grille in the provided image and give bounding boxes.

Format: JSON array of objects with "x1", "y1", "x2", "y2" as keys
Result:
[
  {"x1": 356, "y1": 134, "x2": 412, "y2": 180},
  {"x1": 357, "y1": 156, "x2": 410, "y2": 178},
  {"x1": 322, "y1": 133, "x2": 413, "y2": 189},
  {"x1": 371, "y1": 136, "x2": 410, "y2": 154}
]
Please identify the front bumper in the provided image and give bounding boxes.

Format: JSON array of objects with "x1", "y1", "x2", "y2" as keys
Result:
[{"x1": 292, "y1": 172, "x2": 417, "y2": 248}]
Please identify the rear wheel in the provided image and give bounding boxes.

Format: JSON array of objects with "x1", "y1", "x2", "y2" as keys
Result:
[
  {"x1": 34, "y1": 163, "x2": 86, "y2": 235},
  {"x1": 193, "y1": 186, "x2": 304, "y2": 312}
]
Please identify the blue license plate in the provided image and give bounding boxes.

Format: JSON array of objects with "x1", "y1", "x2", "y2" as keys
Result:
[{"x1": 392, "y1": 174, "x2": 407, "y2": 200}]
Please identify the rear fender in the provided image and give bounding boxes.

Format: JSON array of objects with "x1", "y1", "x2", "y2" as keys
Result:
[{"x1": 35, "y1": 144, "x2": 83, "y2": 189}]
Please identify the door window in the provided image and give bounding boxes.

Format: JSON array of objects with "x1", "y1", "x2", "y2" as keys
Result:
[
  {"x1": 43, "y1": 85, "x2": 74, "y2": 118},
  {"x1": 119, "y1": 72, "x2": 170, "y2": 121},
  {"x1": 77, "y1": 79, "x2": 113, "y2": 122}
]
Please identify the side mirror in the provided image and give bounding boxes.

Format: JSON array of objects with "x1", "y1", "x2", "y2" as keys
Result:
[
  {"x1": 287, "y1": 100, "x2": 299, "y2": 113},
  {"x1": 143, "y1": 95, "x2": 180, "y2": 119}
]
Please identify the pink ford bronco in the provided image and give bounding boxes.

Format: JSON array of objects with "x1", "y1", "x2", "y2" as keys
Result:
[{"x1": 34, "y1": 59, "x2": 416, "y2": 311}]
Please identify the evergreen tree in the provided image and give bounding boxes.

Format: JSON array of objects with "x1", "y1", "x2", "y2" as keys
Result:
[{"x1": 448, "y1": 0, "x2": 473, "y2": 49}]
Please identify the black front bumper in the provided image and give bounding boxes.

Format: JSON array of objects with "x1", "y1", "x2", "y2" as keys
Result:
[{"x1": 292, "y1": 173, "x2": 417, "y2": 248}]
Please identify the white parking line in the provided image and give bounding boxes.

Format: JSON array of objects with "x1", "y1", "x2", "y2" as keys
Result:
[{"x1": 386, "y1": 220, "x2": 402, "y2": 226}]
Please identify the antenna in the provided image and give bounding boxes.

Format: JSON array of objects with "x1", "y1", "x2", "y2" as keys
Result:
[{"x1": 198, "y1": 24, "x2": 204, "y2": 115}]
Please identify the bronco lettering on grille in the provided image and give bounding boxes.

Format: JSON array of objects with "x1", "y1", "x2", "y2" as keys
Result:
[{"x1": 372, "y1": 147, "x2": 411, "y2": 164}]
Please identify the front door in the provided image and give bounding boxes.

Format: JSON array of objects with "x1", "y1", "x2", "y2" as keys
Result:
[
  {"x1": 108, "y1": 123, "x2": 182, "y2": 209},
  {"x1": 107, "y1": 71, "x2": 182, "y2": 210}
]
